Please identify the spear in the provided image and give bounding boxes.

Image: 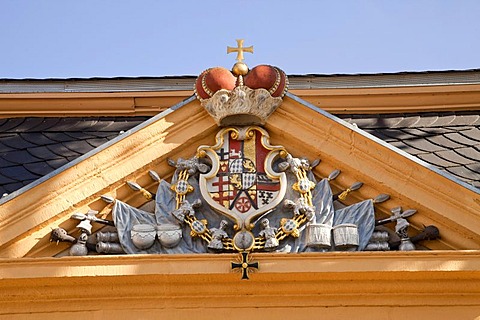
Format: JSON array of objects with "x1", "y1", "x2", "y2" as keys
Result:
[
  {"x1": 327, "y1": 169, "x2": 341, "y2": 181},
  {"x1": 333, "y1": 181, "x2": 363, "y2": 201},
  {"x1": 375, "y1": 208, "x2": 416, "y2": 226},
  {"x1": 127, "y1": 181, "x2": 155, "y2": 200},
  {"x1": 148, "y1": 170, "x2": 161, "y2": 182},
  {"x1": 372, "y1": 193, "x2": 390, "y2": 204},
  {"x1": 71, "y1": 210, "x2": 115, "y2": 226}
]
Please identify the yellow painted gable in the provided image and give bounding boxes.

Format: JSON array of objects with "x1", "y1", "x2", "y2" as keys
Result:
[{"x1": 0, "y1": 89, "x2": 479, "y2": 319}]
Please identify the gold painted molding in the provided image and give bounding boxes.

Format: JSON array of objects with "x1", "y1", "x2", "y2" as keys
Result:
[
  {"x1": 1, "y1": 251, "x2": 480, "y2": 318},
  {"x1": 0, "y1": 100, "x2": 217, "y2": 258},
  {"x1": 1, "y1": 93, "x2": 480, "y2": 259},
  {"x1": 267, "y1": 97, "x2": 480, "y2": 250},
  {"x1": 1, "y1": 83, "x2": 480, "y2": 118},
  {"x1": 1, "y1": 91, "x2": 480, "y2": 319},
  {"x1": 294, "y1": 83, "x2": 480, "y2": 113}
]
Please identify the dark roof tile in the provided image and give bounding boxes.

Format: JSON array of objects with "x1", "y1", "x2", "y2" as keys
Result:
[
  {"x1": 86, "y1": 138, "x2": 109, "y2": 148},
  {"x1": 0, "y1": 174, "x2": 17, "y2": 185},
  {"x1": 448, "y1": 114, "x2": 480, "y2": 127},
  {"x1": 43, "y1": 132, "x2": 76, "y2": 143},
  {"x1": 0, "y1": 140, "x2": 16, "y2": 153},
  {"x1": 435, "y1": 150, "x2": 476, "y2": 165},
  {"x1": 66, "y1": 156, "x2": 80, "y2": 162},
  {"x1": 0, "y1": 117, "x2": 149, "y2": 194},
  {"x1": 445, "y1": 166, "x2": 480, "y2": 182},
  {"x1": 24, "y1": 162, "x2": 56, "y2": 176},
  {"x1": 0, "y1": 118, "x2": 26, "y2": 132},
  {"x1": 413, "y1": 115, "x2": 439, "y2": 128},
  {"x1": 1, "y1": 134, "x2": 38, "y2": 149},
  {"x1": 46, "y1": 144, "x2": 81, "y2": 158},
  {"x1": 466, "y1": 164, "x2": 480, "y2": 178},
  {"x1": 447, "y1": 125, "x2": 476, "y2": 131},
  {"x1": 63, "y1": 132, "x2": 97, "y2": 140},
  {"x1": 62, "y1": 140, "x2": 95, "y2": 154},
  {"x1": 376, "y1": 115, "x2": 405, "y2": 128},
  {"x1": 345, "y1": 117, "x2": 380, "y2": 128},
  {"x1": 417, "y1": 153, "x2": 456, "y2": 168},
  {"x1": 9, "y1": 118, "x2": 48, "y2": 131},
  {"x1": 3, "y1": 150, "x2": 43, "y2": 164},
  {"x1": 20, "y1": 132, "x2": 57, "y2": 146},
  {"x1": 27, "y1": 118, "x2": 62, "y2": 131},
  {"x1": 402, "y1": 138, "x2": 445, "y2": 153},
  {"x1": 89, "y1": 132, "x2": 117, "y2": 138},
  {"x1": 454, "y1": 147, "x2": 480, "y2": 162},
  {"x1": 27, "y1": 146, "x2": 62, "y2": 160},
  {"x1": 444, "y1": 132, "x2": 479, "y2": 146},
  {"x1": 427, "y1": 114, "x2": 455, "y2": 127},
  {"x1": 345, "y1": 111, "x2": 480, "y2": 188},
  {"x1": 388, "y1": 140, "x2": 425, "y2": 155},
  {"x1": 1, "y1": 182, "x2": 26, "y2": 194},
  {"x1": 89, "y1": 119, "x2": 131, "y2": 132},
  {"x1": 399, "y1": 128, "x2": 433, "y2": 138},
  {"x1": 392, "y1": 116, "x2": 421, "y2": 128},
  {"x1": 89, "y1": 117, "x2": 146, "y2": 131},
  {"x1": 375, "y1": 129, "x2": 417, "y2": 140},
  {"x1": 0, "y1": 157, "x2": 17, "y2": 167},
  {"x1": 42, "y1": 118, "x2": 100, "y2": 132},
  {"x1": 2, "y1": 165, "x2": 38, "y2": 181},
  {"x1": 46, "y1": 158, "x2": 69, "y2": 169},
  {"x1": 425, "y1": 135, "x2": 466, "y2": 149},
  {"x1": 458, "y1": 127, "x2": 480, "y2": 143},
  {"x1": 417, "y1": 127, "x2": 456, "y2": 135}
]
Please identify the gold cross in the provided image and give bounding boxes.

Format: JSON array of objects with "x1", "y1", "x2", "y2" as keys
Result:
[{"x1": 227, "y1": 39, "x2": 254, "y2": 63}]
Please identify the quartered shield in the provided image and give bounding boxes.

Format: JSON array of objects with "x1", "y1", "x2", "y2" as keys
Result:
[{"x1": 198, "y1": 127, "x2": 287, "y2": 230}]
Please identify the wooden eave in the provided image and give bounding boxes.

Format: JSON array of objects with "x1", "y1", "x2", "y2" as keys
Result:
[
  {"x1": 1, "y1": 83, "x2": 480, "y2": 117},
  {"x1": 0, "y1": 93, "x2": 479, "y2": 259}
]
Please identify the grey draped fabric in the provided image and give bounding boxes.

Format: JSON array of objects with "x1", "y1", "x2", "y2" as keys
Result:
[{"x1": 112, "y1": 171, "x2": 375, "y2": 254}]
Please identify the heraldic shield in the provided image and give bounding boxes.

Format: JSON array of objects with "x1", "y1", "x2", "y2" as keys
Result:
[{"x1": 198, "y1": 126, "x2": 287, "y2": 230}]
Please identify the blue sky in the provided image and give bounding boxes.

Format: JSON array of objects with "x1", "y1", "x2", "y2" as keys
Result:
[{"x1": 1, "y1": 0, "x2": 479, "y2": 78}]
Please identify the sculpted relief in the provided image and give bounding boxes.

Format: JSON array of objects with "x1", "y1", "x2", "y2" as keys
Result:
[{"x1": 50, "y1": 42, "x2": 440, "y2": 278}]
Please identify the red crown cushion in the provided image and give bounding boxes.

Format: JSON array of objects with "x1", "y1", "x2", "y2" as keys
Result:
[
  {"x1": 244, "y1": 65, "x2": 287, "y2": 97},
  {"x1": 195, "y1": 67, "x2": 236, "y2": 99}
]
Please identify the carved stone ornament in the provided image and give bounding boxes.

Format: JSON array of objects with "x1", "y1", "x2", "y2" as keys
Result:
[
  {"x1": 197, "y1": 126, "x2": 287, "y2": 230},
  {"x1": 50, "y1": 40, "x2": 440, "y2": 280},
  {"x1": 201, "y1": 86, "x2": 284, "y2": 126}
]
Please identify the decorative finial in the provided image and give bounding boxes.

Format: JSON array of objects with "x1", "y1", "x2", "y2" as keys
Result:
[{"x1": 227, "y1": 39, "x2": 253, "y2": 76}]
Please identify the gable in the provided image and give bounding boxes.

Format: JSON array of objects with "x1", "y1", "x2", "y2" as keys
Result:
[{"x1": 0, "y1": 89, "x2": 479, "y2": 259}]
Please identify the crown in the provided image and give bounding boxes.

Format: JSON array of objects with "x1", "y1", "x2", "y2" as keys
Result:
[{"x1": 194, "y1": 40, "x2": 288, "y2": 126}]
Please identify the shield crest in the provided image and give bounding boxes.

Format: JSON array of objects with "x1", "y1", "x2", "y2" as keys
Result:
[{"x1": 198, "y1": 127, "x2": 287, "y2": 230}]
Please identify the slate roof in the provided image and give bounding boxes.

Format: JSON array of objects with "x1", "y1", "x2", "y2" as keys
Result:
[
  {"x1": 0, "y1": 111, "x2": 478, "y2": 196},
  {"x1": 339, "y1": 111, "x2": 480, "y2": 188},
  {"x1": 0, "y1": 117, "x2": 149, "y2": 195},
  {"x1": 2, "y1": 69, "x2": 480, "y2": 93}
]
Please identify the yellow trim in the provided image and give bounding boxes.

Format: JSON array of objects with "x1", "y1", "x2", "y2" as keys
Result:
[
  {"x1": 1, "y1": 94, "x2": 480, "y2": 259},
  {"x1": 1, "y1": 83, "x2": 480, "y2": 118},
  {"x1": 1, "y1": 252, "x2": 480, "y2": 319},
  {"x1": 268, "y1": 98, "x2": 480, "y2": 250}
]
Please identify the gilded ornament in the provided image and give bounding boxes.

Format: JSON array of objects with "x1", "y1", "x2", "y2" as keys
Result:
[
  {"x1": 227, "y1": 39, "x2": 254, "y2": 63},
  {"x1": 232, "y1": 62, "x2": 249, "y2": 76}
]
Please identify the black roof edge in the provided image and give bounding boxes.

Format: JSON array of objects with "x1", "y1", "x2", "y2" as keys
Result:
[{"x1": 1, "y1": 68, "x2": 480, "y2": 82}]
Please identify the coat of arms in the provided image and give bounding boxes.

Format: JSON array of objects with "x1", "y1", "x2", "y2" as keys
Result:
[
  {"x1": 198, "y1": 127, "x2": 286, "y2": 230},
  {"x1": 49, "y1": 40, "x2": 440, "y2": 280}
]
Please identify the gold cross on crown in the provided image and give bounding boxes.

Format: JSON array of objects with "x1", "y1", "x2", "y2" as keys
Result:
[{"x1": 227, "y1": 39, "x2": 254, "y2": 63}]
